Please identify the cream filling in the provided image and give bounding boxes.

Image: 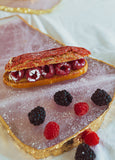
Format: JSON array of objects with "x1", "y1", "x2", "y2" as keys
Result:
[
  {"x1": 9, "y1": 71, "x2": 19, "y2": 82},
  {"x1": 27, "y1": 69, "x2": 41, "y2": 82},
  {"x1": 8, "y1": 59, "x2": 86, "y2": 82}
]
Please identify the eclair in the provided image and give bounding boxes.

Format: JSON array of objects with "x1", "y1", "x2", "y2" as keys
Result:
[{"x1": 3, "y1": 46, "x2": 91, "y2": 88}]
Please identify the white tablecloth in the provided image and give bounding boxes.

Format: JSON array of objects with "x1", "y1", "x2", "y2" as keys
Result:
[{"x1": 0, "y1": 0, "x2": 115, "y2": 160}]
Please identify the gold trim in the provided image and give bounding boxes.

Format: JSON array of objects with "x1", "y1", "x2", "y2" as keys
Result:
[
  {"x1": 0, "y1": 15, "x2": 65, "y2": 47},
  {"x1": 0, "y1": 15, "x2": 115, "y2": 159},
  {"x1": 0, "y1": 0, "x2": 61, "y2": 15},
  {"x1": 0, "y1": 101, "x2": 114, "y2": 159},
  {"x1": 0, "y1": 59, "x2": 115, "y2": 158},
  {"x1": 19, "y1": 14, "x2": 65, "y2": 46}
]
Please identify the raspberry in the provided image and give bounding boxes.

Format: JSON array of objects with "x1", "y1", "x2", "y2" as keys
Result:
[
  {"x1": 81, "y1": 129, "x2": 92, "y2": 139},
  {"x1": 41, "y1": 64, "x2": 55, "y2": 78},
  {"x1": 75, "y1": 143, "x2": 96, "y2": 160},
  {"x1": 74, "y1": 102, "x2": 89, "y2": 116},
  {"x1": 91, "y1": 89, "x2": 112, "y2": 106},
  {"x1": 26, "y1": 67, "x2": 41, "y2": 82},
  {"x1": 44, "y1": 121, "x2": 60, "y2": 140},
  {"x1": 9, "y1": 70, "x2": 25, "y2": 81},
  {"x1": 28, "y1": 106, "x2": 46, "y2": 126},
  {"x1": 84, "y1": 131, "x2": 99, "y2": 146},
  {"x1": 54, "y1": 90, "x2": 73, "y2": 106},
  {"x1": 70, "y1": 58, "x2": 86, "y2": 70},
  {"x1": 55, "y1": 62, "x2": 71, "y2": 75}
]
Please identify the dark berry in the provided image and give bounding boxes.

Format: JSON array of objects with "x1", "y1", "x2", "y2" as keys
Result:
[
  {"x1": 75, "y1": 143, "x2": 96, "y2": 160},
  {"x1": 26, "y1": 67, "x2": 41, "y2": 82},
  {"x1": 9, "y1": 70, "x2": 25, "y2": 81},
  {"x1": 91, "y1": 89, "x2": 112, "y2": 106},
  {"x1": 70, "y1": 58, "x2": 86, "y2": 70},
  {"x1": 54, "y1": 90, "x2": 73, "y2": 106},
  {"x1": 44, "y1": 121, "x2": 60, "y2": 140},
  {"x1": 41, "y1": 64, "x2": 55, "y2": 78},
  {"x1": 28, "y1": 106, "x2": 46, "y2": 125},
  {"x1": 55, "y1": 62, "x2": 71, "y2": 75}
]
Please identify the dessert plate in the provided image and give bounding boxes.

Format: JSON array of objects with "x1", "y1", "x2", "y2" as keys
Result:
[
  {"x1": 0, "y1": 15, "x2": 115, "y2": 159},
  {"x1": 0, "y1": 0, "x2": 61, "y2": 14}
]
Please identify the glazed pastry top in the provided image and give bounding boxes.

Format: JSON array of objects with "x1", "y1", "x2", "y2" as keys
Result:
[{"x1": 5, "y1": 46, "x2": 91, "y2": 72}]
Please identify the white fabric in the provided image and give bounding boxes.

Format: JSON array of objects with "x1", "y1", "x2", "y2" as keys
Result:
[{"x1": 0, "y1": 0, "x2": 115, "y2": 159}]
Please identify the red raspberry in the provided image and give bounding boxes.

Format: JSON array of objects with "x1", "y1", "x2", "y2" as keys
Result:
[
  {"x1": 41, "y1": 64, "x2": 55, "y2": 78},
  {"x1": 55, "y1": 62, "x2": 71, "y2": 75},
  {"x1": 81, "y1": 129, "x2": 92, "y2": 139},
  {"x1": 84, "y1": 131, "x2": 100, "y2": 146},
  {"x1": 44, "y1": 122, "x2": 60, "y2": 140},
  {"x1": 70, "y1": 58, "x2": 86, "y2": 70},
  {"x1": 9, "y1": 70, "x2": 25, "y2": 81},
  {"x1": 26, "y1": 67, "x2": 41, "y2": 82},
  {"x1": 74, "y1": 102, "x2": 89, "y2": 116}
]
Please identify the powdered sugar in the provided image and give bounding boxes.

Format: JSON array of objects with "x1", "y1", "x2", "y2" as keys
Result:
[
  {"x1": 0, "y1": 58, "x2": 115, "y2": 149},
  {"x1": 0, "y1": 16, "x2": 115, "y2": 150}
]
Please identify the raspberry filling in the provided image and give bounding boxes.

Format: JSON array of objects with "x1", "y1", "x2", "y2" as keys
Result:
[
  {"x1": 9, "y1": 70, "x2": 25, "y2": 81},
  {"x1": 55, "y1": 62, "x2": 71, "y2": 75},
  {"x1": 26, "y1": 67, "x2": 41, "y2": 82},
  {"x1": 70, "y1": 58, "x2": 86, "y2": 70},
  {"x1": 9, "y1": 58, "x2": 85, "y2": 82},
  {"x1": 41, "y1": 64, "x2": 55, "y2": 78}
]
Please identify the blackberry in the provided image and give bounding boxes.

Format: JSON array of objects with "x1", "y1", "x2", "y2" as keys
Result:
[
  {"x1": 54, "y1": 90, "x2": 73, "y2": 106},
  {"x1": 28, "y1": 106, "x2": 46, "y2": 125},
  {"x1": 91, "y1": 89, "x2": 112, "y2": 106},
  {"x1": 75, "y1": 143, "x2": 96, "y2": 160}
]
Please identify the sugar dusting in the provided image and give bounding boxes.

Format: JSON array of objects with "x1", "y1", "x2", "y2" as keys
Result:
[
  {"x1": 0, "y1": 58, "x2": 115, "y2": 149},
  {"x1": 0, "y1": 16, "x2": 115, "y2": 150}
]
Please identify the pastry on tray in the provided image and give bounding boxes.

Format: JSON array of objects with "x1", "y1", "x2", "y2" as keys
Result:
[
  {"x1": 3, "y1": 46, "x2": 91, "y2": 88},
  {"x1": 0, "y1": 16, "x2": 115, "y2": 160},
  {"x1": 1, "y1": 55, "x2": 115, "y2": 159}
]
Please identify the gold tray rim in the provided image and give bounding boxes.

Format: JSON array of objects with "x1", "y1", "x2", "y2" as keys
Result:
[
  {"x1": 0, "y1": 15, "x2": 115, "y2": 159},
  {"x1": 0, "y1": 0, "x2": 61, "y2": 15}
]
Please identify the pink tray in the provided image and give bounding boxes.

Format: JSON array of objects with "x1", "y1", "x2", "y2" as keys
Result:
[
  {"x1": 0, "y1": 0, "x2": 61, "y2": 14},
  {"x1": 0, "y1": 16, "x2": 115, "y2": 150}
]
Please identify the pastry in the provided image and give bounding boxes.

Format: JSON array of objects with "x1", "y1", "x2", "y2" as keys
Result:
[
  {"x1": 0, "y1": 16, "x2": 115, "y2": 160},
  {"x1": 3, "y1": 46, "x2": 91, "y2": 88},
  {"x1": 1, "y1": 57, "x2": 115, "y2": 159}
]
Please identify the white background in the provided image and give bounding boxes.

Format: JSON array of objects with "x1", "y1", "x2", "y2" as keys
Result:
[{"x1": 0, "y1": 0, "x2": 115, "y2": 159}]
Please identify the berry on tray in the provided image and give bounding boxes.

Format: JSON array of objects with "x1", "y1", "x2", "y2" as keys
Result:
[
  {"x1": 84, "y1": 131, "x2": 99, "y2": 146},
  {"x1": 70, "y1": 58, "x2": 86, "y2": 70},
  {"x1": 55, "y1": 62, "x2": 71, "y2": 75},
  {"x1": 91, "y1": 89, "x2": 112, "y2": 106},
  {"x1": 74, "y1": 102, "x2": 89, "y2": 116},
  {"x1": 54, "y1": 90, "x2": 73, "y2": 106},
  {"x1": 75, "y1": 143, "x2": 96, "y2": 160},
  {"x1": 9, "y1": 70, "x2": 25, "y2": 81},
  {"x1": 28, "y1": 106, "x2": 46, "y2": 126},
  {"x1": 81, "y1": 129, "x2": 92, "y2": 139},
  {"x1": 41, "y1": 64, "x2": 55, "y2": 78},
  {"x1": 44, "y1": 121, "x2": 60, "y2": 140}
]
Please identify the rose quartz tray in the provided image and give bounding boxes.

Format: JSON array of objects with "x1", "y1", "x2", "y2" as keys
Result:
[
  {"x1": 0, "y1": 0, "x2": 61, "y2": 14},
  {"x1": 0, "y1": 16, "x2": 115, "y2": 150}
]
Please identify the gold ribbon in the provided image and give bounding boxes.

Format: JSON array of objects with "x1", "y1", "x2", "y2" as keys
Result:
[{"x1": 0, "y1": 0, "x2": 61, "y2": 14}]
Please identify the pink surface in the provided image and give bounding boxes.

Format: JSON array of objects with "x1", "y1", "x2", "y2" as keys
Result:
[
  {"x1": 0, "y1": 0, "x2": 60, "y2": 10},
  {"x1": 0, "y1": 16, "x2": 115, "y2": 150},
  {"x1": 0, "y1": 16, "x2": 62, "y2": 66}
]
